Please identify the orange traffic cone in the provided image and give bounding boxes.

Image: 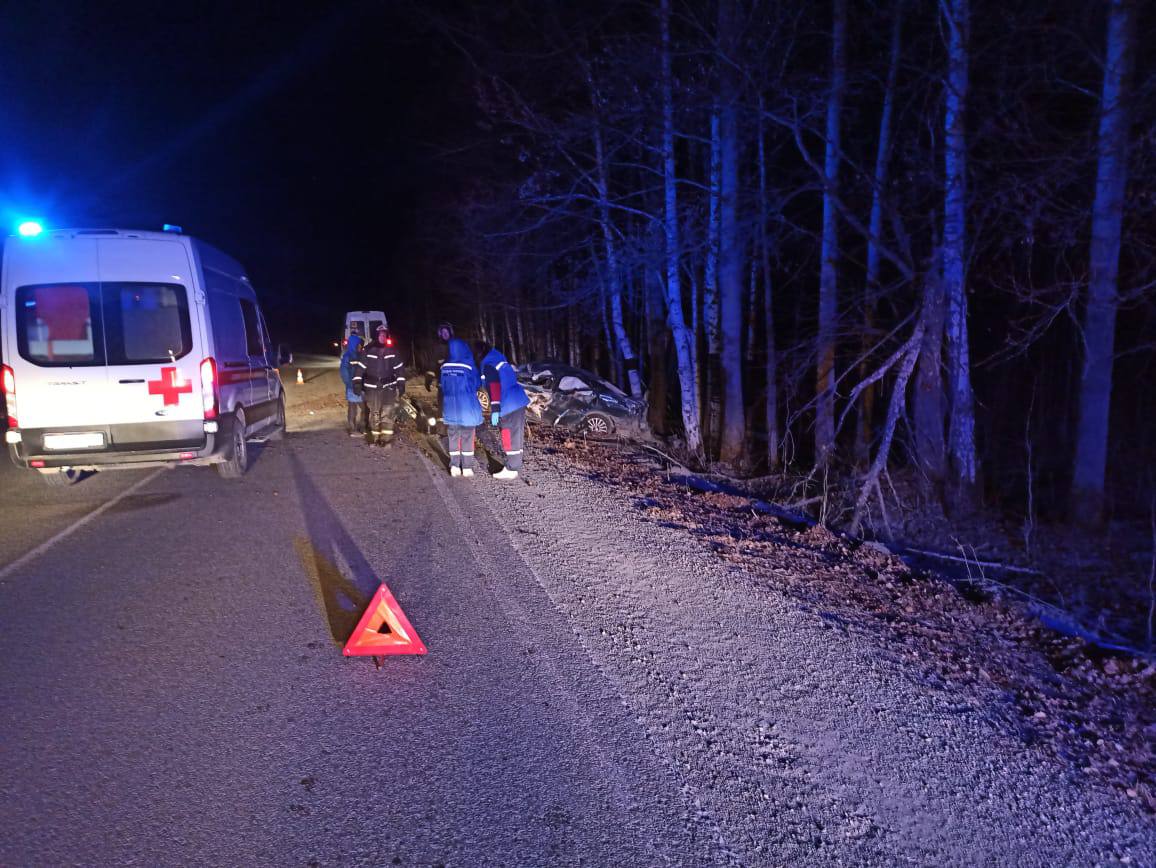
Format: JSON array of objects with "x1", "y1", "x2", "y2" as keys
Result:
[{"x1": 296, "y1": 369, "x2": 304, "y2": 385}]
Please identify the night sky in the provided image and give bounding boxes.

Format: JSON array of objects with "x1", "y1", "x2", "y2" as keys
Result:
[{"x1": 0, "y1": 1, "x2": 462, "y2": 349}]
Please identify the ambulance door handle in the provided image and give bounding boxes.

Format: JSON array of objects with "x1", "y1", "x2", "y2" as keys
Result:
[{"x1": 119, "y1": 378, "x2": 145, "y2": 384}]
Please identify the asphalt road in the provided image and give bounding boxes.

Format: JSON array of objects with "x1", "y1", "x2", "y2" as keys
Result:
[{"x1": 0, "y1": 377, "x2": 705, "y2": 866}]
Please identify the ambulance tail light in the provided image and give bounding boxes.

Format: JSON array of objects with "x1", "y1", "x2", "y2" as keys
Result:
[
  {"x1": 1, "y1": 364, "x2": 16, "y2": 429},
  {"x1": 199, "y1": 357, "x2": 218, "y2": 420}
]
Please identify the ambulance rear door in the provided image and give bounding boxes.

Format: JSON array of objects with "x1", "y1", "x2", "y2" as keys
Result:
[
  {"x1": 96, "y1": 237, "x2": 207, "y2": 449},
  {"x1": 6, "y1": 236, "x2": 111, "y2": 434}
]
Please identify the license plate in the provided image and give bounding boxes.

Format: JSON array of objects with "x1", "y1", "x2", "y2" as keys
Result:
[{"x1": 43, "y1": 432, "x2": 105, "y2": 450}]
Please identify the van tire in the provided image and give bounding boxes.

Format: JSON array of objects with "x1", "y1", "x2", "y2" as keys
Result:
[
  {"x1": 217, "y1": 409, "x2": 248, "y2": 479},
  {"x1": 39, "y1": 468, "x2": 82, "y2": 487},
  {"x1": 267, "y1": 394, "x2": 286, "y2": 442}
]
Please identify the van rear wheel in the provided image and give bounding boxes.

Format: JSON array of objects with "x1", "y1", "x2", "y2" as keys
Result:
[
  {"x1": 217, "y1": 409, "x2": 248, "y2": 479},
  {"x1": 39, "y1": 468, "x2": 82, "y2": 486}
]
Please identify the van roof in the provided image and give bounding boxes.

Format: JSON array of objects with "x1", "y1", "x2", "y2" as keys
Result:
[
  {"x1": 5, "y1": 228, "x2": 248, "y2": 282},
  {"x1": 25, "y1": 228, "x2": 181, "y2": 241}
]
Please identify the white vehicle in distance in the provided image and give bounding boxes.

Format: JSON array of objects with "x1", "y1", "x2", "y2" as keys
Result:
[
  {"x1": 340, "y1": 309, "x2": 387, "y2": 352},
  {"x1": 0, "y1": 224, "x2": 290, "y2": 484}
]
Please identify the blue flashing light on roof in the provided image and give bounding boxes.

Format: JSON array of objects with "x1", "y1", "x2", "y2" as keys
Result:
[
  {"x1": 17, "y1": 220, "x2": 44, "y2": 237},
  {"x1": 162, "y1": 223, "x2": 183, "y2": 233}
]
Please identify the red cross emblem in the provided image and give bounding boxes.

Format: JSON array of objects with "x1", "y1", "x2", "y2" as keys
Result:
[{"x1": 148, "y1": 366, "x2": 193, "y2": 406}]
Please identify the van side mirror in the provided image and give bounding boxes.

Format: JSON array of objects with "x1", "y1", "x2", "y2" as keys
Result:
[{"x1": 278, "y1": 344, "x2": 293, "y2": 366}]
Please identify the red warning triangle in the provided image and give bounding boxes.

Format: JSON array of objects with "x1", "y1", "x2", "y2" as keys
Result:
[{"x1": 343, "y1": 582, "x2": 427, "y2": 657}]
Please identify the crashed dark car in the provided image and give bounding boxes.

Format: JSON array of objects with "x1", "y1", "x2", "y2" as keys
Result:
[{"x1": 513, "y1": 361, "x2": 647, "y2": 437}]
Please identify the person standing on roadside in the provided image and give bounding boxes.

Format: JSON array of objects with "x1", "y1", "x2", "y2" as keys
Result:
[
  {"x1": 478, "y1": 342, "x2": 528, "y2": 480},
  {"x1": 340, "y1": 331, "x2": 365, "y2": 437},
  {"x1": 439, "y1": 331, "x2": 483, "y2": 477},
  {"x1": 360, "y1": 324, "x2": 405, "y2": 446}
]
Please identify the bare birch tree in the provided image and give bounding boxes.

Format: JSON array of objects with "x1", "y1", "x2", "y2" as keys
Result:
[
  {"x1": 1071, "y1": 0, "x2": 1136, "y2": 527},
  {"x1": 941, "y1": 0, "x2": 979, "y2": 510},
  {"x1": 661, "y1": 0, "x2": 702, "y2": 454}
]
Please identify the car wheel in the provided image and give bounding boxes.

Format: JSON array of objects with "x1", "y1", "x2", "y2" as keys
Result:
[
  {"x1": 267, "y1": 394, "x2": 287, "y2": 442},
  {"x1": 580, "y1": 412, "x2": 614, "y2": 437},
  {"x1": 217, "y1": 408, "x2": 248, "y2": 479},
  {"x1": 39, "y1": 467, "x2": 82, "y2": 486}
]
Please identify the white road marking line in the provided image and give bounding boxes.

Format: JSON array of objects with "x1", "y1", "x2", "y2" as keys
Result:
[{"x1": 0, "y1": 468, "x2": 166, "y2": 582}]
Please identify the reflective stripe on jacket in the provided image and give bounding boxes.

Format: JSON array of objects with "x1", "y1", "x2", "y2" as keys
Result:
[{"x1": 362, "y1": 341, "x2": 406, "y2": 393}]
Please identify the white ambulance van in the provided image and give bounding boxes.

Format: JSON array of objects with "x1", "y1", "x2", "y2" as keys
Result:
[
  {"x1": 343, "y1": 310, "x2": 387, "y2": 349},
  {"x1": 0, "y1": 227, "x2": 288, "y2": 484}
]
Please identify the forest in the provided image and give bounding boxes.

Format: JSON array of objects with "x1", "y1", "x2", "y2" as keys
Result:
[{"x1": 401, "y1": 0, "x2": 1155, "y2": 639}]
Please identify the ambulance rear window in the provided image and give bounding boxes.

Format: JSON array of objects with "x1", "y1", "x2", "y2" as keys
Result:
[
  {"x1": 15, "y1": 284, "x2": 100, "y2": 365},
  {"x1": 15, "y1": 282, "x2": 191, "y2": 367},
  {"x1": 107, "y1": 284, "x2": 192, "y2": 364}
]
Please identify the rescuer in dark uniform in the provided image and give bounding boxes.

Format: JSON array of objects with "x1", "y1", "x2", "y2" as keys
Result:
[{"x1": 358, "y1": 324, "x2": 406, "y2": 446}]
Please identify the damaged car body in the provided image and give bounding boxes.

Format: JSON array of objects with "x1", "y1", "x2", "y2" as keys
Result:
[{"x1": 516, "y1": 361, "x2": 647, "y2": 437}]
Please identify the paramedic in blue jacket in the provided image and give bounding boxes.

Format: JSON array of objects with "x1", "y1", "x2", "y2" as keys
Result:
[
  {"x1": 478, "y1": 343, "x2": 529, "y2": 480},
  {"x1": 340, "y1": 332, "x2": 365, "y2": 436},
  {"x1": 439, "y1": 334, "x2": 483, "y2": 477}
]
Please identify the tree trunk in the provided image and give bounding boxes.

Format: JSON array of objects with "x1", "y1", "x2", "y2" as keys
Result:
[
  {"x1": 746, "y1": 260, "x2": 758, "y2": 364},
  {"x1": 851, "y1": 319, "x2": 924, "y2": 536},
  {"x1": 514, "y1": 306, "x2": 526, "y2": 364},
  {"x1": 914, "y1": 265, "x2": 948, "y2": 490},
  {"x1": 855, "y1": 3, "x2": 902, "y2": 466},
  {"x1": 600, "y1": 280, "x2": 622, "y2": 386},
  {"x1": 816, "y1": 0, "x2": 846, "y2": 467},
  {"x1": 757, "y1": 102, "x2": 780, "y2": 471},
  {"x1": 852, "y1": 308, "x2": 877, "y2": 467},
  {"x1": 503, "y1": 308, "x2": 517, "y2": 360},
  {"x1": 942, "y1": 0, "x2": 978, "y2": 512},
  {"x1": 568, "y1": 310, "x2": 579, "y2": 366},
  {"x1": 589, "y1": 80, "x2": 645, "y2": 399},
  {"x1": 661, "y1": 0, "x2": 702, "y2": 453},
  {"x1": 718, "y1": 0, "x2": 746, "y2": 468},
  {"x1": 647, "y1": 267, "x2": 672, "y2": 434},
  {"x1": 703, "y1": 105, "x2": 722, "y2": 455},
  {"x1": 1071, "y1": 0, "x2": 1135, "y2": 527}
]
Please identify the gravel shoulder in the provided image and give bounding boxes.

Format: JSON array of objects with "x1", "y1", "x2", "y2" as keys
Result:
[{"x1": 406, "y1": 385, "x2": 1155, "y2": 867}]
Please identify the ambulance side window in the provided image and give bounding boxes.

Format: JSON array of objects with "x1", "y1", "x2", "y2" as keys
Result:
[{"x1": 239, "y1": 299, "x2": 264, "y2": 358}]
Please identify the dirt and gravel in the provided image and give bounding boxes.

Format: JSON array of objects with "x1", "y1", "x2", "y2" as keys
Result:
[{"x1": 402, "y1": 375, "x2": 1155, "y2": 866}]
